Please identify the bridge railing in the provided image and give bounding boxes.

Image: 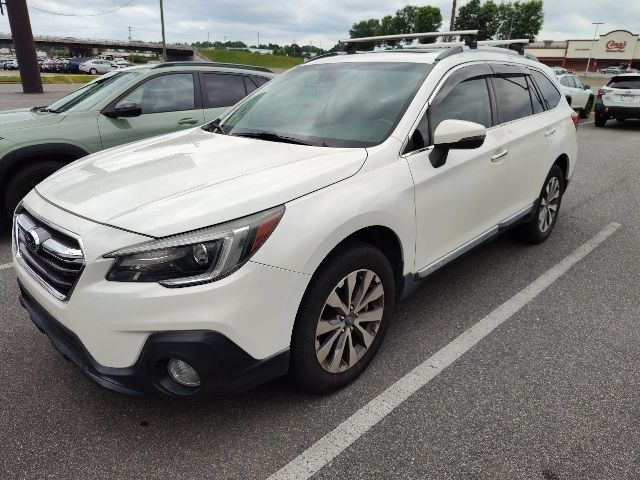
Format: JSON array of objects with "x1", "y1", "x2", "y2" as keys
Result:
[{"x1": 0, "y1": 32, "x2": 192, "y2": 51}]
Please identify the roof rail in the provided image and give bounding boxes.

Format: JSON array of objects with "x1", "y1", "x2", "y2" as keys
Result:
[
  {"x1": 403, "y1": 38, "x2": 530, "y2": 50},
  {"x1": 152, "y1": 61, "x2": 273, "y2": 73},
  {"x1": 340, "y1": 30, "x2": 479, "y2": 52}
]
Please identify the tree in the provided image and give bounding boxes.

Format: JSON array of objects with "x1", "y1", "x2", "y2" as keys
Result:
[
  {"x1": 454, "y1": 0, "x2": 499, "y2": 40},
  {"x1": 349, "y1": 18, "x2": 381, "y2": 50},
  {"x1": 415, "y1": 6, "x2": 443, "y2": 43},
  {"x1": 496, "y1": 1, "x2": 544, "y2": 40}
]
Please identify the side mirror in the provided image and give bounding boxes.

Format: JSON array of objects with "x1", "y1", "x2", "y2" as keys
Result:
[
  {"x1": 103, "y1": 100, "x2": 142, "y2": 118},
  {"x1": 429, "y1": 119, "x2": 486, "y2": 168},
  {"x1": 584, "y1": 84, "x2": 591, "y2": 90},
  {"x1": 565, "y1": 95, "x2": 572, "y2": 107}
]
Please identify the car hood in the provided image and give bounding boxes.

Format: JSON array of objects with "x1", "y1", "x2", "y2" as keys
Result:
[
  {"x1": 36, "y1": 128, "x2": 367, "y2": 237},
  {"x1": 0, "y1": 108, "x2": 65, "y2": 133}
]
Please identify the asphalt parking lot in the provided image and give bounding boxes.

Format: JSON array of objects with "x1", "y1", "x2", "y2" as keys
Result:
[{"x1": 0, "y1": 89, "x2": 639, "y2": 479}]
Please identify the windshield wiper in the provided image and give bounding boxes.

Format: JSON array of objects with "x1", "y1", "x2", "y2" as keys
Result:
[
  {"x1": 202, "y1": 118, "x2": 226, "y2": 135},
  {"x1": 230, "y1": 131, "x2": 316, "y2": 146},
  {"x1": 31, "y1": 106, "x2": 62, "y2": 113}
]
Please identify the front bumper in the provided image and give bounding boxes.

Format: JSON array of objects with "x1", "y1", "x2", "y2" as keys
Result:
[
  {"x1": 19, "y1": 284, "x2": 290, "y2": 397},
  {"x1": 594, "y1": 103, "x2": 640, "y2": 119}
]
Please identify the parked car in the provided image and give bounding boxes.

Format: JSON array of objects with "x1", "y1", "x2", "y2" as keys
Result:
[
  {"x1": 551, "y1": 66, "x2": 568, "y2": 75},
  {"x1": 79, "y1": 58, "x2": 114, "y2": 74},
  {"x1": 12, "y1": 43, "x2": 578, "y2": 398},
  {"x1": 112, "y1": 58, "x2": 132, "y2": 67},
  {"x1": 556, "y1": 73, "x2": 594, "y2": 118},
  {"x1": 6, "y1": 59, "x2": 18, "y2": 70},
  {"x1": 600, "y1": 66, "x2": 624, "y2": 74},
  {"x1": 64, "y1": 57, "x2": 90, "y2": 74},
  {"x1": 594, "y1": 73, "x2": 640, "y2": 126},
  {"x1": 0, "y1": 62, "x2": 275, "y2": 216}
]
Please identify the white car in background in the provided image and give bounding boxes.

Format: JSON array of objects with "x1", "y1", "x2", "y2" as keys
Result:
[
  {"x1": 557, "y1": 73, "x2": 594, "y2": 118},
  {"x1": 594, "y1": 73, "x2": 640, "y2": 127},
  {"x1": 79, "y1": 59, "x2": 114, "y2": 75}
]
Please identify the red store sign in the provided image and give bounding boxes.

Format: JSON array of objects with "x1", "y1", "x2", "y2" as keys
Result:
[{"x1": 606, "y1": 40, "x2": 627, "y2": 52}]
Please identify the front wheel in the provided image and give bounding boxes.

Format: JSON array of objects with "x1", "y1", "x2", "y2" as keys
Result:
[
  {"x1": 513, "y1": 165, "x2": 564, "y2": 244},
  {"x1": 3, "y1": 161, "x2": 66, "y2": 217},
  {"x1": 579, "y1": 96, "x2": 593, "y2": 119},
  {"x1": 290, "y1": 242, "x2": 395, "y2": 393},
  {"x1": 89, "y1": 68, "x2": 97, "y2": 75},
  {"x1": 595, "y1": 115, "x2": 607, "y2": 127}
]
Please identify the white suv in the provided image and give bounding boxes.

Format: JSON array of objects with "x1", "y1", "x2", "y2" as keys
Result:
[
  {"x1": 13, "y1": 37, "x2": 578, "y2": 398},
  {"x1": 556, "y1": 73, "x2": 594, "y2": 119},
  {"x1": 594, "y1": 73, "x2": 640, "y2": 127}
]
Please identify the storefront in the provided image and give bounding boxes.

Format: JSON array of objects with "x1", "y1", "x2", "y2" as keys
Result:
[{"x1": 526, "y1": 30, "x2": 640, "y2": 72}]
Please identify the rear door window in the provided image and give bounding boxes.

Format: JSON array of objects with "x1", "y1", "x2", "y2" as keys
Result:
[
  {"x1": 492, "y1": 75, "x2": 533, "y2": 123},
  {"x1": 607, "y1": 76, "x2": 640, "y2": 89},
  {"x1": 202, "y1": 73, "x2": 247, "y2": 108},
  {"x1": 530, "y1": 70, "x2": 561, "y2": 110},
  {"x1": 528, "y1": 76, "x2": 545, "y2": 114}
]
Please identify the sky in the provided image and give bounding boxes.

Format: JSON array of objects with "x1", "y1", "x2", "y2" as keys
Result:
[{"x1": 0, "y1": 0, "x2": 638, "y2": 49}]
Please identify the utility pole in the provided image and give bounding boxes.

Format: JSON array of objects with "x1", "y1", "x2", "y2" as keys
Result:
[
  {"x1": 449, "y1": 0, "x2": 457, "y2": 31},
  {"x1": 128, "y1": 26, "x2": 132, "y2": 43},
  {"x1": 5, "y1": 0, "x2": 43, "y2": 93},
  {"x1": 207, "y1": 31, "x2": 210, "y2": 46},
  {"x1": 159, "y1": 0, "x2": 167, "y2": 61},
  {"x1": 586, "y1": 22, "x2": 603, "y2": 74},
  {"x1": 257, "y1": 31, "x2": 260, "y2": 48}
]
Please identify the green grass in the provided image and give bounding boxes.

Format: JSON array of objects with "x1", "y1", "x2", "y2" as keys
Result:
[
  {"x1": 199, "y1": 49, "x2": 302, "y2": 69},
  {"x1": 0, "y1": 75, "x2": 94, "y2": 84}
]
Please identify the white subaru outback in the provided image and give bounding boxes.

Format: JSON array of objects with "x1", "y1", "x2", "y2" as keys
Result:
[{"x1": 13, "y1": 34, "x2": 578, "y2": 398}]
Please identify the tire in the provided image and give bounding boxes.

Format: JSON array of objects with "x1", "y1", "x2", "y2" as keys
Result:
[
  {"x1": 3, "y1": 161, "x2": 66, "y2": 217},
  {"x1": 290, "y1": 241, "x2": 395, "y2": 393},
  {"x1": 513, "y1": 164, "x2": 564, "y2": 244},
  {"x1": 89, "y1": 68, "x2": 97, "y2": 75},
  {"x1": 579, "y1": 96, "x2": 593, "y2": 119},
  {"x1": 594, "y1": 115, "x2": 607, "y2": 127}
]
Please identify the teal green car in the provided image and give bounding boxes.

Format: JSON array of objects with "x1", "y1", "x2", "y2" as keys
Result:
[{"x1": 0, "y1": 62, "x2": 274, "y2": 216}]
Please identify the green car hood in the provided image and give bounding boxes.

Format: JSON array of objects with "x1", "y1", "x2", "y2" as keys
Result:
[{"x1": 0, "y1": 108, "x2": 65, "y2": 134}]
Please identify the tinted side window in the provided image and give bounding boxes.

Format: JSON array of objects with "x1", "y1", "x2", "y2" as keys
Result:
[
  {"x1": 203, "y1": 73, "x2": 247, "y2": 108},
  {"x1": 530, "y1": 70, "x2": 561, "y2": 109},
  {"x1": 559, "y1": 76, "x2": 572, "y2": 87},
  {"x1": 252, "y1": 76, "x2": 270, "y2": 87},
  {"x1": 608, "y1": 77, "x2": 640, "y2": 89},
  {"x1": 528, "y1": 76, "x2": 545, "y2": 114},
  {"x1": 429, "y1": 77, "x2": 492, "y2": 139},
  {"x1": 493, "y1": 75, "x2": 533, "y2": 123},
  {"x1": 572, "y1": 76, "x2": 584, "y2": 88},
  {"x1": 243, "y1": 76, "x2": 258, "y2": 95},
  {"x1": 119, "y1": 73, "x2": 195, "y2": 114}
]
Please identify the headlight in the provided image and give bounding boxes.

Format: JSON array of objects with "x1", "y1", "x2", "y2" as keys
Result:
[{"x1": 105, "y1": 205, "x2": 284, "y2": 287}]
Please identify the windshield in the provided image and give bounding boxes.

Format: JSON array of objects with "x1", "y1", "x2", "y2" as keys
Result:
[
  {"x1": 47, "y1": 71, "x2": 143, "y2": 113},
  {"x1": 217, "y1": 62, "x2": 430, "y2": 148}
]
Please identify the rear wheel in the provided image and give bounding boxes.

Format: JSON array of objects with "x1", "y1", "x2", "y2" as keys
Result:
[
  {"x1": 513, "y1": 165, "x2": 564, "y2": 244},
  {"x1": 290, "y1": 242, "x2": 395, "y2": 393},
  {"x1": 594, "y1": 115, "x2": 607, "y2": 127},
  {"x1": 3, "y1": 161, "x2": 66, "y2": 217},
  {"x1": 89, "y1": 68, "x2": 97, "y2": 75}
]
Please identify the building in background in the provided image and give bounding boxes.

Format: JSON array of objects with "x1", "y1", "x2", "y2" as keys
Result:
[{"x1": 526, "y1": 30, "x2": 640, "y2": 72}]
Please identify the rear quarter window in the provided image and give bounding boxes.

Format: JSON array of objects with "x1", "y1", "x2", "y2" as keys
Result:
[
  {"x1": 607, "y1": 77, "x2": 640, "y2": 89},
  {"x1": 530, "y1": 70, "x2": 561, "y2": 110},
  {"x1": 492, "y1": 75, "x2": 533, "y2": 123}
]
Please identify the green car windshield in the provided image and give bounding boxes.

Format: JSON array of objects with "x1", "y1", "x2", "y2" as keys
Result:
[
  {"x1": 47, "y1": 71, "x2": 143, "y2": 113},
  {"x1": 217, "y1": 62, "x2": 430, "y2": 148}
]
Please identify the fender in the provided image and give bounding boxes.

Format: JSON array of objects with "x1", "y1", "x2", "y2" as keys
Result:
[{"x1": 0, "y1": 142, "x2": 90, "y2": 187}]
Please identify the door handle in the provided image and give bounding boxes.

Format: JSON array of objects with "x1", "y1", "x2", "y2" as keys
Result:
[
  {"x1": 544, "y1": 128, "x2": 556, "y2": 138},
  {"x1": 177, "y1": 118, "x2": 199, "y2": 125},
  {"x1": 491, "y1": 149, "x2": 508, "y2": 163}
]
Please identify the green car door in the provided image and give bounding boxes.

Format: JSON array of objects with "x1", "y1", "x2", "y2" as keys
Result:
[{"x1": 97, "y1": 72, "x2": 205, "y2": 149}]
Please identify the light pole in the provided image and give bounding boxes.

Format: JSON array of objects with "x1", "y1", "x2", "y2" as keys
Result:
[
  {"x1": 159, "y1": 0, "x2": 167, "y2": 62},
  {"x1": 585, "y1": 22, "x2": 603, "y2": 74},
  {"x1": 449, "y1": 0, "x2": 457, "y2": 31}
]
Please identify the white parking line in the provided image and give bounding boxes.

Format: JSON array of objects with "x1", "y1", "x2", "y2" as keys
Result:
[
  {"x1": 0, "y1": 262, "x2": 13, "y2": 272},
  {"x1": 267, "y1": 222, "x2": 621, "y2": 480},
  {"x1": 581, "y1": 120, "x2": 595, "y2": 125}
]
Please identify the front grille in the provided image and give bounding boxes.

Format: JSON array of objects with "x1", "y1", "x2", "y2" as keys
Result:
[{"x1": 14, "y1": 209, "x2": 84, "y2": 301}]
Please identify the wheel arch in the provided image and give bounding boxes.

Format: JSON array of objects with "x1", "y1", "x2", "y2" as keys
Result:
[
  {"x1": 553, "y1": 153, "x2": 570, "y2": 186},
  {"x1": 0, "y1": 143, "x2": 89, "y2": 209}
]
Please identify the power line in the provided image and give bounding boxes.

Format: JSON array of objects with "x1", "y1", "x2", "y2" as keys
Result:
[{"x1": 28, "y1": 0, "x2": 136, "y2": 17}]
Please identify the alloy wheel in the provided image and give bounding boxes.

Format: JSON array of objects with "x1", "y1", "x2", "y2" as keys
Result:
[
  {"x1": 538, "y1": 176, "x2": 560, "y2": 232},
  {"x1": 315, "y1": 269, "x2": 384, "y2": 373}
]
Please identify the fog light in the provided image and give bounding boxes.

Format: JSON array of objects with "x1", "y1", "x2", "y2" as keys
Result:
[{"x1": 167, "y1": 358, "x2": 201, "y2": 387}]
